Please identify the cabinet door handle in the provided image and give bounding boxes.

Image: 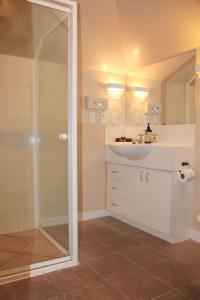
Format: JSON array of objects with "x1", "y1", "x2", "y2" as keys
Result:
[
  {"x1": 112, "y1": 187, "x2": 118, "y2": 190},
  {"x1": 140, "y1": 171, "x2": 144, "y2": 181},
  {"x1": 111, "y1": 202, "x2": 118, "y2": 207},
  {"x1": 112, "y1": 170, "x2": 118, "y2": 174},
  {"x1": 146, "y1": 172, "x2": 150, "y2": 182}
]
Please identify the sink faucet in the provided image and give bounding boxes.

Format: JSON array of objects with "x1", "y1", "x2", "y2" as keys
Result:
[
  {"x1": 152, "y1": 134, "x2": 158, "y2": 143},
  {"x1": 136, "y1": 134, "x2": 144, "y2": 144}
]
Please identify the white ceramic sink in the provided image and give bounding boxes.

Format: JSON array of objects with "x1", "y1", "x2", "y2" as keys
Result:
[{"x1": 109, "y1": 142, "x2": 153, "y2": 160}]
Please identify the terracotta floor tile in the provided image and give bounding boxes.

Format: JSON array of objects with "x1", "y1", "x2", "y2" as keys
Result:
[
  {"x1": 79, "y1": 240, "x2": 115, "y2": 262},
  {"x1": 127, "y1": 230, "x2": 161, "y2": 244},
  {"x1": 156, "y1": 290, "x2": 188, "y2": 299},
  {"x1": 3, "y1": 217, "x2": 200, "y2": 300},
  {"x1": 51, "y1": 234, "x2": 69, "y2": 250},
  {"x1": 0, "y1": 253, "x2": 51, "y2": 271},
  {"x1": 0, "y1": 289, "x2": 7, "y2": 299},
  {"x1": 48, "y1": 264, "x2": 102, "y2": 295},
  {"x1": 0, "y1": 237, "x2": 32, "y2": 253},
  {"x1": 78, "y1": 222, "x2": 118, "y2": 244},
  {"x1": 54, "y1": 249, "x2": 66, "y2": 259},
  {"x1": 178, "y1": 282, "x2": 200, "y2": 299},
  {"x1": 8, "y1": 229, "x2": 46, "y2": 240},
  {"x1": 126, "y1": 244, "x2": 168, "y2": 267},
  {"x1": 174, "y1": 249, "x2": 200, "y2": 272},
  {"x1": 97, "y1": 216, "x2": 138, "y2": 234},
  {"x1": 150, "y1": 240, "x2": 198, "y2": 259},
  {"x1": 1, "y1": 276, "x2": 64, "y2": 300},
  {"x1": 87, "y1": 253, "x2": 139, "y2": 280},
  {"x1": 110, "y1": 269, "x2": 170, "y2": 300},
  {"x1": 43, "y1": 225, "x2": 69, "y2": 251},
  {"x1": 44, "y1": 224, "x2": 68, "y2": 237},
  {"x1": 94, "y1": 216, "x2": 117, "y2": 224},
  {"x1": 22, "y1": 239, "x2": 63, "y2": 258},
  {"x1": 65, "y1": 282, "x2": 128, "y2": 300},
  {"x1": 0, "y1": 251, "x2": 16, "y2": 266},
  {"x1": 186, "y1": 239, "x2": 200, "y2": 249},
  {"x1": 147, "y1": 259, "x2": 200, "y2": 288},
  {"x1": 103, "y1": 234, "x2": 142, "y2": 253}
]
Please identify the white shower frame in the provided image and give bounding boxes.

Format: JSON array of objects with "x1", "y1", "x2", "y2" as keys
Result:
[{"x1": 0, "y1": 0, "x2": 78, "y2": 285}]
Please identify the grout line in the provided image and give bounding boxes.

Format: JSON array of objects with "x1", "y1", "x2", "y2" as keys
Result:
[
  {"x1": 104, "y1": 278, "x2": 131, "y2": 300},
  {"x1": 85, "y1": 262, "x2": 131, "y2": 300},
  {"x1": 152, "y1": 289, "x2": 179, "y2": 299},
  {"x1": 173, "y1": 288, "x2": 190, "y2": 299},
  {"x1": 0, "y1": 253, "x2": 19, "y2": 271},
  {"x1": 0, "y1": 229, "x2": 65, "y2": 273}
]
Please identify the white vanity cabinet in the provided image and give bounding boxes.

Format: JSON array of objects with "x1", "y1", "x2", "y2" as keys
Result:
[
  {"x1": 107, "y1": 163, "x2": 191, "y2": 243},
  {"x1": 107, "y1": 165, "x2": 145, "y2": 224},
  {"x1": 143, "y1": 168, "x2": 172, "y2": 235}
]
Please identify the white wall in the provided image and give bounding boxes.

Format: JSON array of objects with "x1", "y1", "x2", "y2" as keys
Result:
[{"x1": 80, "y1": 69, "x2": 126, "y2": 213}]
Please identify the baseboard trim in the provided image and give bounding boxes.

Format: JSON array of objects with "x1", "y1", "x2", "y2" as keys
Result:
[
  {"x1": 78, "y1": 209, "x2": 109, "y2": 221},
  {"x1": 40, "y1": 216, "x2": 68, "y2": 227},
  {"x1": 40, "y1": 210, "x2": 110, "y2": 227},
  {"x1": 190, "y1": 230, "x2": 200, "y2": 242},
  {"x1": 109, "y1": 211, "x2": 173, "y2": 243}
]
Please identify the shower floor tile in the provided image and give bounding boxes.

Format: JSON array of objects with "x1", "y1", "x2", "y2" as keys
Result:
[
  {"x1": 8, "y1": 229, "x2": 47, "y2": 240},
  {"x1": 0, "y1": 253, "x2": 51, "y2": 271},
  {"x1": 0, "y1": 237, "x2": 32, "y2": 252},
  {"x1": 44, "y1": 224, "x2": 69, "y2": 249},
  {"x1": 0, "y1": 229, "x2": 65, "y2": 274},
  {"x1": 0, "y1": 251, "x2": 16, "y2": 266},
  {"x1": 22, "y1": 239, "x2": 62, "y2": 258}
]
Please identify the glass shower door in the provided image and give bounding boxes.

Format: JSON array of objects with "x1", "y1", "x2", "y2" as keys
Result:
[{"x1": 36, "y1": 9, "x2": 70, "y2": 256}]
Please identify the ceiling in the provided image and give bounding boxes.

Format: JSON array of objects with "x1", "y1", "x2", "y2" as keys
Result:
[
  {"x1": 0, "y1": 0, "x2": 200, "y2": 74},
  {"x1": 78, "y1": 0, "x2": 200, "y2": 75},
  {"x1": 128, "y1": 50, "x2": 195, "y2": 81}
]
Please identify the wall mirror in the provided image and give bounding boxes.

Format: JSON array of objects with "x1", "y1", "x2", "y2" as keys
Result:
[{"x1": 126, "y1": 49, "x2": 196, "y2": 125}]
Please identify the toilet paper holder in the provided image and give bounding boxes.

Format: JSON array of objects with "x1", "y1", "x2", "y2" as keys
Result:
[
  {"x1": 179, "y1": 162, "x2": 190, "y2": 179},
  {"x1": 181, "y1": 162, "x2": 190, "y2": 167},
  {"x1": 177, "y1": 162, "x2": 195, "y2": 183}
]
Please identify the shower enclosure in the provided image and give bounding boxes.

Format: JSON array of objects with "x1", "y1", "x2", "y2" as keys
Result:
[{"x1": 0, "y1": 0, "x2": 77, "y2": 283}]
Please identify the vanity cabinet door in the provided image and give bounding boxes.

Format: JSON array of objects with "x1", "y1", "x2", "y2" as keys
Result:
[
  {"x1": 106, "y1": 164, "x2": 173, "y2": 236},
  {"x1": 145, "y1": 169, "x2": 172, "y2": 235},
  {"x1": 126, "y1": 167, "x2": 146, "y2": 225}
]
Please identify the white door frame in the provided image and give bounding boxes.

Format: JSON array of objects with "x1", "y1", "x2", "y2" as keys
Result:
[{"x1": 0, "y1": 0, "x2": 78, "y2": 285}]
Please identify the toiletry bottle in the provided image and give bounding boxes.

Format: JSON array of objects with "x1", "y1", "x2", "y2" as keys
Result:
[{"x1": 144, "y1": 123, "x2": 152, "y2": 143}]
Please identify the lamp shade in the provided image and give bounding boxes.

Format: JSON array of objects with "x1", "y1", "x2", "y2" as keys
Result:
[
  {"x1": 132, "y1": 87, "x2": 150, "y2": 103},
  {"x1": 106, "y1": 83, "x2": 125, "y2": 100}
]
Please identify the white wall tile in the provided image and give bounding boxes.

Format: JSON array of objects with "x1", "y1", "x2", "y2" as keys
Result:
[
  {"x1": 0, "y1": 213, "x2": 19, "y2": 234},
  {"x1": 19, "y1": 212, "x2": 35, "y2": 231},
  {"x1": 0, "y1": 54, "x2": 35, "y2": 234}
]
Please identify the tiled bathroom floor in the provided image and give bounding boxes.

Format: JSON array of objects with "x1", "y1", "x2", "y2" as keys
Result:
[
  {"x1": 44, "y1": 224, "x2": 69, "y2": 250},
  {"x1": 0, "y1": 229, "x2": 64, "y2": 273},
  {"x1": 1, "y1": 217, "x2": 200, "y2": 299}
]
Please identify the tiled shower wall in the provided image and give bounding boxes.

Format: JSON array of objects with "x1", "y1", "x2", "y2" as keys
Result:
[{"x1": 0, "y1": 54, "x2": 35, "y2": 234}]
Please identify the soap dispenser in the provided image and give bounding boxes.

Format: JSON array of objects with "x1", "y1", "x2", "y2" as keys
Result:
[{"x1": 144, "y1": 123, "x2": 152, "y2": 143}]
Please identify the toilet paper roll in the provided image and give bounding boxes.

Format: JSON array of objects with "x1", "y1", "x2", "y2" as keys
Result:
[{"x1": 177, "y1": 168, "x2": 195, "y2": 183}]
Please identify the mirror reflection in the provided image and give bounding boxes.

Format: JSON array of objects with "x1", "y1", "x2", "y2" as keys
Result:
[{"x1": 127, "y1": 50, "x2": 196, "y2": 125}]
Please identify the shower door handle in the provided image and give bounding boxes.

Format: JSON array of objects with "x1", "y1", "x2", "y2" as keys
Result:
[{"x1": 58, "y1": 133, "x2": 68, "y2": 141}]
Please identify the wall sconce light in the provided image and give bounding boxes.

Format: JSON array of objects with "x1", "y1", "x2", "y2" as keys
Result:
[
  {"x1": 106, "y1": 83, "x2": 125, "y2": 100},
  {"x1": 132, "y1": 87, "x2": 150, "y2": 103}
]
